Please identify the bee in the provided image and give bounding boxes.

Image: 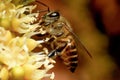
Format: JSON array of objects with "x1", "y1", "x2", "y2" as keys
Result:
[{"x1": 34, "y1": 0, "x2": 92, "y2": 73}]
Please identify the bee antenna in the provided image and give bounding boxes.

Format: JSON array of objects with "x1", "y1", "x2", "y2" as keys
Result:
[{"x1": 36, "y1": 0, "x2": 50, "y2": 12}]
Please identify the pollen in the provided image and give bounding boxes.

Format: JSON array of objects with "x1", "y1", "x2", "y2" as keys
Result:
[{"x1": 0, "y1": 0, "x2": 55, "y2": 80}]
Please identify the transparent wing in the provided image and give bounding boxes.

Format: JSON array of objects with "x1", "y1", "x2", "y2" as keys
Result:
[
  {"x1": 61, "y1": 16, "x2": 92, "y2": 58},
  {"x1": 70, "y1": 31, "x2": 92, "y2": 58}
]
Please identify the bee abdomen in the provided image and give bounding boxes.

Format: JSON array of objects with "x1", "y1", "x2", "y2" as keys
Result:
[
  {"x1": 64, "y1": 57, "x2": 78, "y2": 72},
  {"x1": 68, "y1": 62, "x2": 78, "y2": 73},
  {"x1": 61, "y1": 48, "x2": 78, "y2": 72}
]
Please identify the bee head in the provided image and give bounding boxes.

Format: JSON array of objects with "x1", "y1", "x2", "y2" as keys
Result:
[{"x1": 42, "y1": 11, "x2": 60, "y2": 25}]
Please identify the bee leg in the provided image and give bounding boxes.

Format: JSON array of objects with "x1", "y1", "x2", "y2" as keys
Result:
[
  {"x1": 55, "y1": 32, "x2": 64, "y2": 37},
  {"x1": 48, "y1": 49, "x2": 58, "y2": 59},
  {"x1": 48, "y1": 41, "x2": 67, "y2": 58}
]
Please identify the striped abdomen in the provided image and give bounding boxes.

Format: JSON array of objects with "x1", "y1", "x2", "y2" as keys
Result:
[
  {"x1": 48, "y1": 35, "x2": 78, "y2": 72},
  {"x1": 60, "y1": 38, "x2": 78, "y2": 73}
]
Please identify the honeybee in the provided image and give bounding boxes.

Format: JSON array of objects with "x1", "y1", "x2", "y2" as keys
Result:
[{"x1": 34, "y1": 1, "x2": 92, "y2": 73}]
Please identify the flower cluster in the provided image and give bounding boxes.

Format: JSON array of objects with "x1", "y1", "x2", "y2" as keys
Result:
[{"x1": 0, "y1": 0, "x2": 55, "y2": 80}]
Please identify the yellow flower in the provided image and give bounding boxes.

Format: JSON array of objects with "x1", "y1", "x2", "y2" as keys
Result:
[
  {"x1": 0, "y1": 1, "x2": 39, "y2": 33},
  {"x1": 0, "y1": 1, "x2": 55, "y2": 80}
]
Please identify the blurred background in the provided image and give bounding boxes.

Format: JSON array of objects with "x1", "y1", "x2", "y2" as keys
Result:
[{"x1": 35, "y1": 0, "x2": 120, "y2": 80}]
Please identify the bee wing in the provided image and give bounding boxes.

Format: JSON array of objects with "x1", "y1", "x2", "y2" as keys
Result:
[
  {"x1": 61, "y1": 16, "x2": 92, "y2": 58},
  {"x1": 71, "y1": 31, "x2": 92, "y2": 58}
]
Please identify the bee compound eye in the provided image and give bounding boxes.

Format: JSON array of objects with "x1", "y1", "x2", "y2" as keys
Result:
[{"x1": 49, "y1": 12, "x2": 60, "y2": 17}]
